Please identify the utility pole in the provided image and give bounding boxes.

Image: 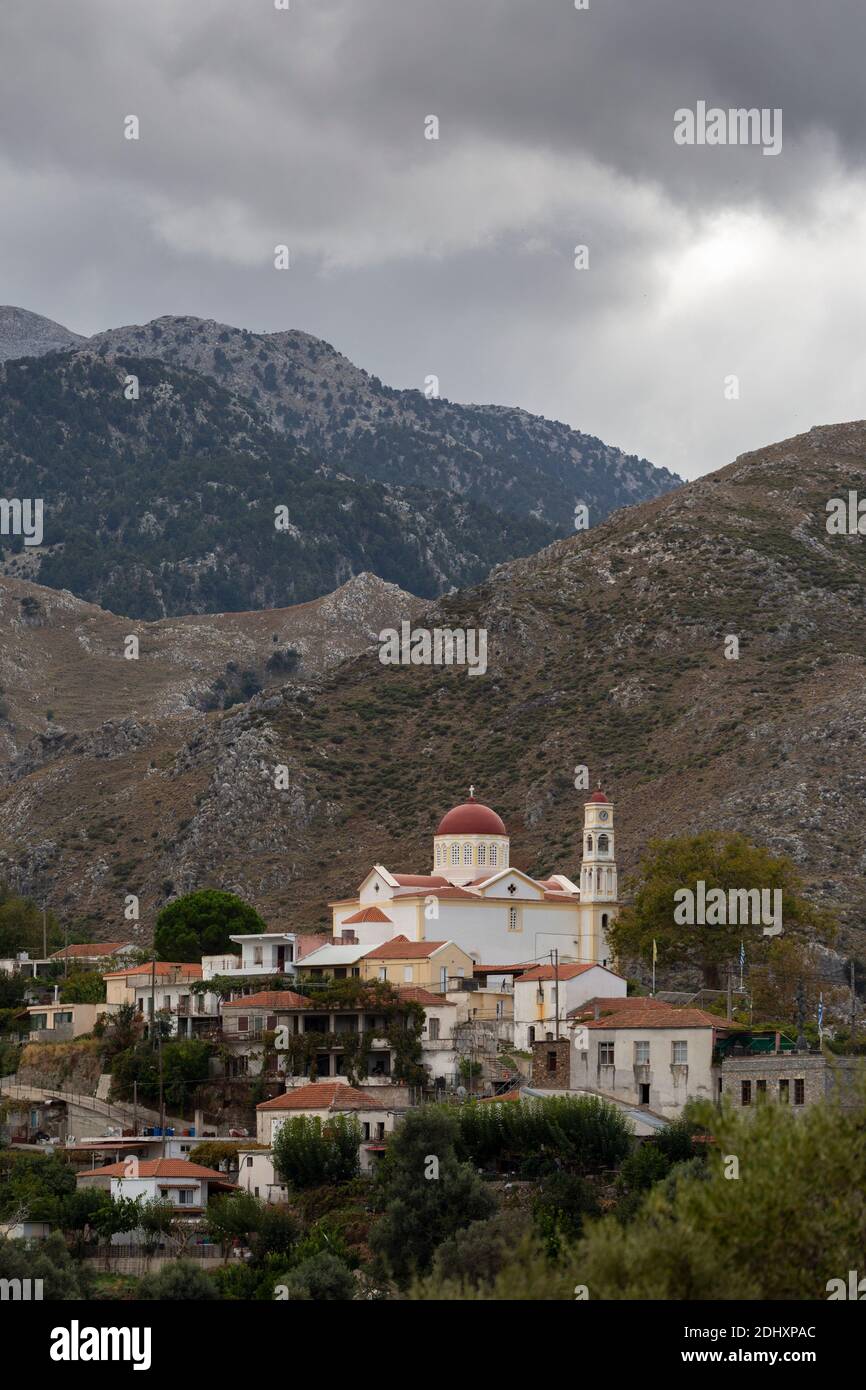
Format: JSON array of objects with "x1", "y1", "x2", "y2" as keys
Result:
[
  {"x1": 850, "y1": 960, "x2": 857, "y2": 1044},
  {"x1": 63, "y1": 917, "x2": 69, "y2": 978},
  {"x1": 552, "y1": 948, "x2": 560, "y2": 1041},
  {"x1": 133, "y1": 1080, "x2": 138, "y2": 1137}
]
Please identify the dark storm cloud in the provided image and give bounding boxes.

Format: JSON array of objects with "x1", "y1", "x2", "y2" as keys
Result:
[{"x1": 1, "y1": 0, "x2": 865, "y2": 478}]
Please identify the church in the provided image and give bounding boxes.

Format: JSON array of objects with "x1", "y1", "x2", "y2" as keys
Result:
[{"x1": 327, "y1": 787, "x2": 619, "y2": 973}]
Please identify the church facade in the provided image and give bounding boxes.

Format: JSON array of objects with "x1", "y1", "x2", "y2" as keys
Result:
[{"x1": 328, "y1": 788, "x2": 619, "y2": 973}]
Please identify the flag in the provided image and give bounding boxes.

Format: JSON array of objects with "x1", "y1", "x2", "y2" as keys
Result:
[
  {"x1": 739, "y1": 941, "x2": 746, "y2": 972},
  {"x1": 818, "y1": 994, "x2": 824, "y2": 1034},
  {"x1": 652, "y1": 939, "x2": 658, "y2": 964}
]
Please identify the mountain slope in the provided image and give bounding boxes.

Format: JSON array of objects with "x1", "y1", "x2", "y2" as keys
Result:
[
  {"x1": 87, "y1": 315, "x2": 681, "y2": 531},
  {"x1": 0, "y1": 306, "x2": 84, "y2": 362},
  {"x1": 0, "y1": 351, "x2": 553, "y2": 616},
  {"x1": 2, "y1": 421, "x2": 865, "y2": 955}
]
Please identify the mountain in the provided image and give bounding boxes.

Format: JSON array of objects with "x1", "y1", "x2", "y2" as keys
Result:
[
  {"x1": 0, "y1": 306, "x2": 84, "y2": 362},
  {"x1": 0, "y1": 351, "x2": 553, "y2": 617},
  {"x1": 2, "y1": 420, "x2": 865, "y2": 961},
  {"x1": 88, "y1": 315, "x2": 680, "y2": 532}
]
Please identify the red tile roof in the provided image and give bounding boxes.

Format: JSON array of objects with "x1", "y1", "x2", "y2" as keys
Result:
[
  {"x1": 257, "y1": 1082, "x2": 382, "y2": 1112},
  {"x1": 580, "y1": 1005, "x2": 734, "y2": 1030},
  {"x1": 222, "y1": 990, "x2": 311, "y2": 1010},
  {"x1": 517, "y1": 963, "x2": 598, "y2": 983},
  {"x1": 79, "y1": 1158, "x2": 232, "y2": 1180},
  {"x1": 397, "y1": 985, "x2": 455, "y2": 1007},
  {"x1": 480, "y1": 1088, "x2": 522, "y2": 1103},
  {"x1": 568, "y1": 995, "x2": 666, "y2": 1019},
  {"x1": 363, "y1": 936, "x2": 448, "y2": 960},
  {"x1": 341, "y1": 906, "x2": 394, "y2": 925},
  {"x1": 391, "y1": 874, "x2": 449, "y2": 887},
  {"x1": 50, "y1": 942, "x2": 129, "y2": 960}
]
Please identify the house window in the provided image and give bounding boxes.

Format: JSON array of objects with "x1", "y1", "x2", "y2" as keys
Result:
[
  {"x1": 450, "y1": 843, "x2": 459, "y2": 865},
  {"x1": 489, "y1": 845, "x2": 497, "y2": 866},
  {"x1": 246, "y1": 1156, "x2": 253, "y2": 1168},
  {"x1": 378, "y1": 967, "x2": 386, "y2": 982},
  {"x1": 237, "y1": 1017, "x2": 249, "y2": 1032},
  {"x1": 546, "y1": 1050, "x2": 558, "y2": 1073},
  {"x1": 362, "y1": 1122, "x2": 371, "y2": 1140},
  {"x1": 508, "y1": 906, "x2": 520, "y2": 932},
  {"x1": 429, "y1": 1017, "x2": 440, "y2": 1040},
  {"x1": 439, "y1": 966, "x2": 447, "y2": 992},
  {"x1": 316, "y1": 1054, "x2": 332, "y2": 1076},
  {"x1": 779, "y1": 1079, "x2": 790, "y2": 1104},
  {"x1": 672, "y1": 1040, "x2": 688, "y2": 1064},
  {"x1": 463, "y1": 843, "x2": 472, "y2": 865},
  {"x1": 741, "y1": 1080, "x2": 752, "y2": 1106},
  {"x1": 794, "y1": 1078, "x2": 805, "y2": 1106},
  {"x1": 403, "y1": 966, "x2": 413, "y2": 982},
  {"x1": 598, "y1": 1042, "x2": 614, "y2": 1066},
  {"x1": 639, "y1": 1083, "x2": 650, "y2": 1105},
  {"x1": 528, "y1": 1026, "x2": 535, "y2": 1044},
  {"x1": 266, "y1": 1015, "x2": 277, "y2": 1030},
  {"x1": 253, "y1": 947, "x2": 263, "y2": 966},
  {"x1": 756, "y1": 1079, "x2": 767, "y2": 1098},
  {"x1": 177, "y1": 1189, "x2": 193, "y2": 1206},
  {"x1": 478, "y1": 844, "x2": 486, "y2": 866},
  {"x1": 634, "y1": 1040, "x2": 650, "y2": 1065},
  {"x1": 376, "y1": 1122, "x2": 386, "y2": 1140}
]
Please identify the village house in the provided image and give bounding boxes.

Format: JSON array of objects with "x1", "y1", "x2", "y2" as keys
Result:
[
  {"x1": 718, "y1": 1037, "x2": 864, "y2": 1110},
  {"x1": 102, "y1": 961, "x2": 219, "y2": 1038},
  {"x1": 76, "y1": 1158, "x2": 236, "y2": 1240},
  {"x1": 219, "y1": 990, "x2": 312, "y2": 1077},
  {"x1": 49, "y1": 942, "x2": 138, "y2": 968},
  {"x1": 255, "y1": 1080, "x2": 396, "y2": 1173},
  {"x1": 512, "y1": 962, "x2": 627, "y2": 1050},
  {"x1": 27, "y1": 999, "x2": 117, "y2": 1041},
  {"x1": 201, "y1": 931, "x2": 300, "y2": 983},
  {"x1": 567, "y1": 998, "x2": 735, "y2": 1116},
  {"x1": 359, "y1": 936, "x2": 475, "y2": 992}
]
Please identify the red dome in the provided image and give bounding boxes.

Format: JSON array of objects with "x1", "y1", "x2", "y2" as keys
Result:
[
  {"x1": 587, "y1": 789, "x2": 610, "y2": 803},
  {"x1": 436, "y1": 798, "x2": 507, "y2": 836}
]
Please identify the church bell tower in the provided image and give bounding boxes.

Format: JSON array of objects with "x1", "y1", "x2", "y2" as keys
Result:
[{"x1": 580, "y1": 787, "x2": 618, "y2": 965}]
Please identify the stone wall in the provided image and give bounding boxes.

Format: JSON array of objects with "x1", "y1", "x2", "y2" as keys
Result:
[
  {"x1": 720, "y1": 1053, "x2": 864, "y2": 1109},
  {"x1": 531, "y1": 1038, "x2": 570, "y2": 1088}
]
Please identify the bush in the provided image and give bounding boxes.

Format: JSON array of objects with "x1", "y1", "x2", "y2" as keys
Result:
[
  {"x1": 274, "y1": 1252, "x2": 355, "y2": 1301},
  {"x1": 0, "y1": 1233, "x2": 93, "y2": 1300},
  {"x1": 138, "y1": 1261, "x2": 219, "y2": 1300},
  {"x1": 429, "y1": 1212, "x2": 529, "y2": 1290},
  {"x1": 271, "y1": 1113, "x2": 361, "y2": 1190}
]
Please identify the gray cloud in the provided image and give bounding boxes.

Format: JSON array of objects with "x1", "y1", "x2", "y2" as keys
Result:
[{"x1": 1, "y1": 0, "x2": 865, "y2": 479}]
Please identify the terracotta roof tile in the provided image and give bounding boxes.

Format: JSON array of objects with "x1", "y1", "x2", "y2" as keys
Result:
[
  {"x1": 518, "y1": 964, "x2": 598, "y2": 983},
  {"x1": 256, "y1": 1082, "x2": 382, "y2": 1112},
  {"x1": 222, "y1": 990, "x2": 311, "y2": 1010},
  {"x1": 363, "y1": 937, "x2": 448, "y2": 960},
  {"x1": 341, "y1": 906, "x2": 394, "y2": 925},
  {"x1": 78, "y1": 1158, "x2": 232, "y2": 1180}
]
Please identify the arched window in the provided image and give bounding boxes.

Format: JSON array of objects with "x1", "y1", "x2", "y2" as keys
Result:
[
  {"x1": 598, "y1": 833, "x2": 609, "y2": 853},
  {"x1": 450, "y1": 843, "x2": 459, "y2": 865},
  {"x1": 490, "y1": 844, "x2": 498, "y2": 867},
  {"x1": 601, "y1": 913, "x2": 609, "y2": 931},
  {"x1": 463, "y1": 843, "x2": 472, "y2": 865},
  {"x1": 478, "y1": 843, "x2": 486, "y2": 867},
  {"x1": 586, "y1": 834, "x2": 593, "y2": 852},
  {"x1": 435, "y1": 845, "x2": 441, "y2": 866}
]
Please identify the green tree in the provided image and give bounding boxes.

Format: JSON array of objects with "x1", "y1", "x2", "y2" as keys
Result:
[
  {"x1": 428, "y1": 1211, "x2": 529, "y2": 1290},
  {"x1": 0, "y1": 1232, "x2": 93, "y2": 1299},
  {"x1": 250, "y1": 1204, "x2": 299, "y2": 1265},
  {"x1": 532, "y1": 1172, "x2": 600, "y2": 1256},
  {"x1": 205, "y1": 1191, "x2": 262, "y2": 1253},
  {"x1": 154, "y1": 890, "x2": 266, "y2": 962},
  {"x1": 271, "y1": 1113, "x2": 361, "y2": 1190},
  {"x1": 572, "y1": 1087, "x2": 866, "y2": 1299},
  {"x1": 610, "y1": 832, "x2": 834, "y2": 989},
  {"x1": 370, "y1": 1106, "x2": 496, "y2": 1286},
  {"x1": 275, "y1": 1251, "x2": 355, "y2": 1301},
  {"x1": 60, "y1": 970, "x2": 106, "y2": 1004}
]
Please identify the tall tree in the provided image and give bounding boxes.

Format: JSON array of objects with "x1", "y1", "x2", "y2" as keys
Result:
[{"x1": 154, "y1": 889, "x2": 266, "y2": 962}]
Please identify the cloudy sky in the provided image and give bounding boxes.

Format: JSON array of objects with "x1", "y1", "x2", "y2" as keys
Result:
[{"x1": 1, "y1": 0, "x2": 864, "y2": 479}]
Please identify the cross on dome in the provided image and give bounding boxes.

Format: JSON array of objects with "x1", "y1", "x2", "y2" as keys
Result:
[{"x1": 469, "y1": 784, "x2": 475, "y2": 799}]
